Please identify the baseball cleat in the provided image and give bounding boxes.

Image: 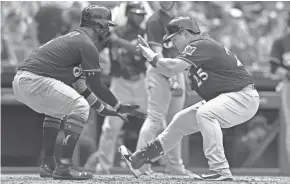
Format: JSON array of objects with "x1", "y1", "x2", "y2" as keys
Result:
[
  {"x1": 52, "y1": 159, "x2": 93, "y2": 180},
  {"x1": 119, "y1": 145, "x2": 142, "y2": 178},
  {"x1": 39, "y1": 156, "x2": 56, "y2": 178},
  {"x1": 197, "y1": 170, "x2": 233, "y2": 181}
]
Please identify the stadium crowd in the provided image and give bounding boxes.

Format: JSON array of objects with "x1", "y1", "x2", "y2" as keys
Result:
[
  {"x1": 2, "y1": 1, "x2": 289, "y2": 67},
  {"x1": 1, "y1": 1, "x2": 290, "y2": 177}
]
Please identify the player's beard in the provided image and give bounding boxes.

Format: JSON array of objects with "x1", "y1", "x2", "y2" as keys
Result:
[{"x1": 93, "y1": 34, "x2": 109, "y2": 51}]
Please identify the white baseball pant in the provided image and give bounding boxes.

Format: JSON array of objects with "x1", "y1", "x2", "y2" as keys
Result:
[
  {"x1": 157, "y1": 84, "x2": 260, "y2": 176},
  {"x1": 136, "y1": 70, "x2": 187, "y2": 171},
  {"x1": 97, "y1": 75, "x2": 147, "y2": 170}
]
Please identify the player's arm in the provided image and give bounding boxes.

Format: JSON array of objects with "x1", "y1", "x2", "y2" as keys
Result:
[
  {"x1": 72, "y1": 74, "x2": 104, "y2": 112},
  {"x1": 138, "y1": 35, "x2": 194, "y2": 76},
  {"x1": 72, "y1": 74, "x2": 128, "y2": 121},
  {"x1": 155, "y1": 57, "x2": 191, "y2": 76},
  {"x1": 79, "y1": 43, "x2": 146, "y2": 118},
  {"x1": 79, "y1": 42, "x2": 120, "y2": 108}
]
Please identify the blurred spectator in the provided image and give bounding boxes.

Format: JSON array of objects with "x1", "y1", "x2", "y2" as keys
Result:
[
  {"x1": 268, "y1": 11, "x2": 290, "y2": 79},
  {"x1": 61, "y1": 7, "x2": 82, "y2": 33},
  {"x1": 34, "y1": 4, "x2": 64, "y2": 45}
]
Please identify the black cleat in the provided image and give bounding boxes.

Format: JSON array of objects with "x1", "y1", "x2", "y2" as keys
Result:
[
  {"x1": 39, "y1": 156, "x2": 56, "y2": 178},
  {"x1": 52, "y1": 159, "x2": 93, "y2": 180},
  {"x1": 119, "y1": 145, "x2": 143, "y2": 178},
  {"x1": 198, "y1": 170, "x2": 234, "y2": 181}
]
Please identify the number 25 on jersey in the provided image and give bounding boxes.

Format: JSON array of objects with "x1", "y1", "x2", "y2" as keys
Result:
[{"x1": 192, "y1": 68, "x2": 208, "y2": 87}]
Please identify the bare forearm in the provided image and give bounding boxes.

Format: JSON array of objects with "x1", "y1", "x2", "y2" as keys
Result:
[
  {"x1": 156, "y1": 57, "x2": 187, "y2": 75},
  {"x1": 85, "y1": 73, "x2": 119, "y2": 108},
  {"x1": 72, "y1": 77, "x2": 104, "y2": 111}
]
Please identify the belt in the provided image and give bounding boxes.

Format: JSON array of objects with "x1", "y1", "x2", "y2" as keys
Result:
[{"x1": 244, "y1": 84, "x2": 256, "y2": 90}]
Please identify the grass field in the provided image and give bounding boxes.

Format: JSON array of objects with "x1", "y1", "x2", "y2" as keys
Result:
[{"x1": 2, "y1": 174, "x2": 290, "y2": 184}]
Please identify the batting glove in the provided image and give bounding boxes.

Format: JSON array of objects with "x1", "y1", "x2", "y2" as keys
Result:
[
  {"x1": 114, "y1": 102, "x2": 147, "y2": 119},
  {"x1": 98, "y1": 105, "x2": 129, "y2": 123}
]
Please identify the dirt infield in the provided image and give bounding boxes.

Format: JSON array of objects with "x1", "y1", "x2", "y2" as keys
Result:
[{"x1": 1, "y1": 174, "x2": 290, "y2": 184}]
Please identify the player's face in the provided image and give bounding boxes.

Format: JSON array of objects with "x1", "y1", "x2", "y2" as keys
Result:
[
  {"x1": 171, "y1": 31, "x2": 187, "y2": 53},
  {"x1": 128, "y1": 13, "x2": 145, "y2": 26}
]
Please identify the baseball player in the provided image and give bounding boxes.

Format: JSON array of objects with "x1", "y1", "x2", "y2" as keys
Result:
[
  {"x1": 135, "y1": 1, "x2": 192, "y2": 176},
  {"x1": 12, "y1": 5, "x2": 145, "y2": 180},
  {"x1": 269, "y1": 11, "x2": 290, "y2": 167},
  {"x1": 120, "y1": 16, "x2": 260, "y2": 181},
  {"x1": 84, "y1": 2, "x2": 148, "y2": 174},
  {"x1": 269, "y1": 11, "x2": 290, "y2": 75}
]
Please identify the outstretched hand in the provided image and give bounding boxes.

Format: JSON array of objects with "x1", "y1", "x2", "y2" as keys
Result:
[
  {"x1": 98, "y1": 105, "x2": 129, "y2": 123},
  {"x1": 117, "y1": 103, "x2": 147, "y2": 119},
  {"x1": 136, "y1": 35, "x2": 157, "y2": 61}
]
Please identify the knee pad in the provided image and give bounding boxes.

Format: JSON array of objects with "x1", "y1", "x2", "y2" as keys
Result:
[
  {"x1": 43, "y1": 115, "x2": 62, "y2": 129},
  {"x1": 70, "y1": 97, "x2": 90, "y2": 123}
]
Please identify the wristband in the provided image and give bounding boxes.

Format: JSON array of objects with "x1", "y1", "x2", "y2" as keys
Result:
[
  {"x1": 96, "y1": 104, "x2": 105, "y2": 112},
  {"x1": 151, "y1": 54, "x2": 160, "y2": 68},
  {"x1": 113, "y1": 101, "x2": 122, "y2": 111}
]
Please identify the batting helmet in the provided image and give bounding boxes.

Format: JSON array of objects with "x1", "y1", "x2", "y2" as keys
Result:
[
  {"x1": 80, "y1": 5, "x2": 116, "y2": 40},
  {"x1": 125, "y1": 1, "x2": 146, "y2": 16},
  {"x1": 163, "y1": 17, "x2": 201, "y2": 43}
]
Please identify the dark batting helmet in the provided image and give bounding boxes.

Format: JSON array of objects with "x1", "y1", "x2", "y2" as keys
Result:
[
  {"x1": 80, "y1": 5, "x2": 117, "y2": 40},
  {"x1": 125, "y1": 1, "x2": 146, "y2": 16},
  {"x1": 163, "y1": 16, "x2": 201, "y2": 43}
]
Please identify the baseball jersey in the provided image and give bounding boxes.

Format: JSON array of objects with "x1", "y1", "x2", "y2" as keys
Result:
[
  {"x1": 146, "y1": 9, "x2": 179, "y2": 58},
  {"x1": 109, "y1": 24, "x2": 146, "y2": 80},
  {"x1": 270, "y1": 30, "x2": 290, "y2": 71},
  {"x1": 18, "y1": 29, "x2": 100, "y2": 85},
  {"x1": 176, "y1": 34, "x2": 254, "y2": 101}
]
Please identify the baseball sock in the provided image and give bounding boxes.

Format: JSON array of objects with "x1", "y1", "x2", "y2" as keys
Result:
[
  {"x1": 60, "y1": 116, "x2": 84, "y2": 163},
  {"x1": 42, "y1": 116, "x2": 61, "y2": 158}
]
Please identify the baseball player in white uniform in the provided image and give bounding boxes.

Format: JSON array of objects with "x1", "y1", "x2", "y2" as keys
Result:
[{"x1": 135, "y1": 2, "x2": 193, "y2": 175}]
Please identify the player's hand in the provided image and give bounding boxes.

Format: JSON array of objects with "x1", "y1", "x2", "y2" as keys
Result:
[
  {"x1": 99, "y1": 105, "x2": 129, "y2": 123},
  {"x1": 137, "y1": 35, "x2": 157, "y2": 61},
  {"x1": 137, "y1": 35, "x2": 150, "y2": 48},
  {"x1": 117, "y1": 104, "x2": 147, "y2": 119}
]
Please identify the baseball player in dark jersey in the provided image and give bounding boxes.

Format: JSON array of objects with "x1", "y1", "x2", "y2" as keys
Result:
[
  {"x1": 135, "y1": 2, "x2": 192, "y2": 176},
  {"x1": 269, "y1": 11, "x2": 290, "y2": 166},
  {"x1": 84, "y1": 2, "x2": 148, "y2": 174},
  {"x1": 269, "y1": 11, "x2": 290, "y2": 75},
  {"x1": 120, "y1": 17, "x2": 260, "y2": 181},
  {"x1": 12, "y1": 5, "x2": 145, "y2": 180}
]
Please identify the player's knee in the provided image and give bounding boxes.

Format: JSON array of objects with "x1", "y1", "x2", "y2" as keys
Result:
[
  {"x1": 171, "y1": 111, "x2": 184, "y2": 125},
  {"x1": 70, "y1": 97, "x2": 90, "y2": 123}
]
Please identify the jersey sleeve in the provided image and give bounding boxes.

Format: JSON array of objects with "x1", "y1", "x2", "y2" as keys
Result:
[
  {"x1": 79, "y1": 41, "x2": 101, "y2": 73},
  {"x1": 176, "y1": 40, "x2": 211, "y2": 67},
  {"x1": 270, "y1": 39, "x2": 284, "y2": 63},
  {"x1": 146, "y1": 19, "x2": 164, "y2": 47}
]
